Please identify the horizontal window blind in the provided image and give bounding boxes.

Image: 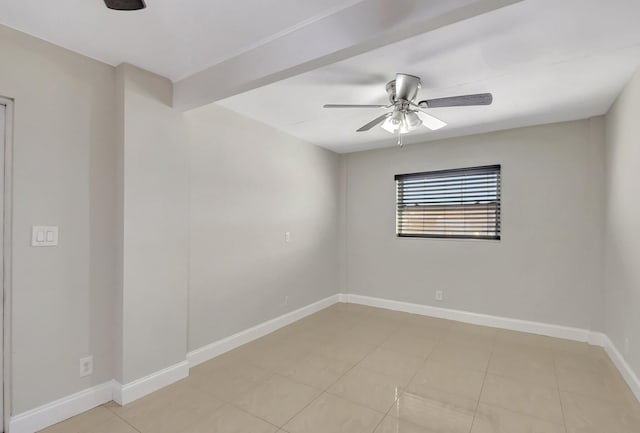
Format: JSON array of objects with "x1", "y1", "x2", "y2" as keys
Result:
[{"x1": 396, "y1": 165, "x2": 501, "y2": 240}]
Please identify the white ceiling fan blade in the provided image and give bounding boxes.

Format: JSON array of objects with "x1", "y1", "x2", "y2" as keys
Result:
[
  {"x1": 416, "y1": 110, "x2": 447, "y2": 130},
  {"x1": 357, "y1": 112, "x2": 392, "y2": 132},
  {"x1": 323, "y1": 104, "x2": 388, "y2": 108}
]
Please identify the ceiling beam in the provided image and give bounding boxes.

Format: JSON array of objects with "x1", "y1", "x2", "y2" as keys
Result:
[{"x1": 173, "y1": 0, "x2": 521, "y2": 111}]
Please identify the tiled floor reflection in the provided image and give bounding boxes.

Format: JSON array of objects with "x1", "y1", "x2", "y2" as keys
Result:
[{"x1": 41, "y1": 303, "x2": 640, "y2": 433}]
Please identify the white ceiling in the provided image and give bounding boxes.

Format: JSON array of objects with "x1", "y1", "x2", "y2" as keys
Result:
[
  {"x1": 217, "y1": 0, "x2": 640, "y2": 153},
  {"x1": 0, "y1": 0, "x2": 364, "y2": 81},
  {"x1": 3, "y1": 0, "x2": 640, "y2": 153},
  {"x1": 172, "y1": 0, "x2": 512, "y2": 110}
]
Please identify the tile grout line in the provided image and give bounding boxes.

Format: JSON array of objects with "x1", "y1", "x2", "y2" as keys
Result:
[
  {"x1": 102, "y1": 403, "x2": 144, "y2": 433},
  {"x1": 268, "y1": 314, "x2": 628, "y2": 431},
  {"x1": 397, "y1": 323, "x2": 494, "y2": 431},
  {"x1": 469, "y1": 340, "x2": 495, "y2": 433},
  {"x1": 274, "y1": 367, "x2": 360, "y2": 431},
  {"x1": 226, "y1": 400, "x2": 287, "y2": 431},
  {"x1": 364, "y1": 320, "x2": 443, "y2": 432},
  {"x1": 472, "y1": 342, "x2": 573, "y2": 429},
  {"x1": 314, "y1": 313, "x2": 449, "y2": 431},
  {"x1": 104, "y1": 310, "x2": 587, "y2": 433},
  {"x1": 417, "y1": 332, "x2": 570, "y2": 431},
  {"x1": 252, "y1": 316, "x2": 400, "y2": 432},
  {"x1": 47, "y1": 306, "x2": 637, "y2": 433},
  {"x1": 175, "y1": 342, "x2": 308, "y2": 431},
  {"x1": 287, "y1": 312, "x2": 577, "y2": 431},
  {"x1": 369, "y1": 322, "x2": 454, "y2": 431},
  {"x1": 222, "y1": 368, "x2": 326, "y2": 429},
  {"x1": 552, "y1": 350, "x2": 571, "y2": 433},
  {"x1": 319, "y1": 317, "x2": 403, "y2": 414}
]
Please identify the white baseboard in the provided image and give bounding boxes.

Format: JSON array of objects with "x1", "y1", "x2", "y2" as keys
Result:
[
  {"x1": 112, "y1": 360, "x2": 189, "y2": 406},
  {"x1": 8, "y1": 294, "x2": 342, "y2": 432},
  {"x1": 10, "y1": 361, "x2": 190, "y2": 433},
  {"x1": 9, "y1": 292, "x2": 639, "y2": 433},
  {"x1": 345, "y1": 294, "x2": 591, "y2": 342},
  {"x1": 9, "y1": 381, "x2": 113, "y2": 433},
  {"x1": 345, "y1": 294, "x2": 640, "y2": 403},
  {"x1": 600, "y1": 333, "x2": 640, "y2": 402},
  {"x1": 187, "y1": 294, "x2": 341, "y2": 368},
  {"x1": 587, "y1": 330, "x2": 607, "y2": 347}
]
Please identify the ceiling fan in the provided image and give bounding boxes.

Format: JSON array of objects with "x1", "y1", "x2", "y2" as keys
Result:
[
  {"x1": 104, "y1": 0, "x2": 146, "y2": 10},
  {"x1": 323, "y1": 73, "x2": 492, "y2": 145}
]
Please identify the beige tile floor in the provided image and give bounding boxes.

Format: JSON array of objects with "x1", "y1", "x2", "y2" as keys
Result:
[{"x1": 41, "y1": 303, "x2": 640, "y2": 433}]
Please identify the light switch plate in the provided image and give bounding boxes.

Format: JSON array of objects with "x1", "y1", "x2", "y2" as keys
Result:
[{"x1": 32, "y1": 226, "x2": 59, "y2": 247}]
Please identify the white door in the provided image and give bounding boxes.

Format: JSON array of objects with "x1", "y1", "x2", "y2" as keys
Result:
[{"x1": 0, "y1": 102, "x2": 5, "y2": 432}]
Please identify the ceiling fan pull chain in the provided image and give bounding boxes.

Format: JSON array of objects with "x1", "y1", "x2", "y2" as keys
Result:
[{"x1": 397, "y1": 131, "x2": 403, "y2": 147}]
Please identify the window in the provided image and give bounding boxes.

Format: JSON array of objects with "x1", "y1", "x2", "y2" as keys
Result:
[{"x1": 395, "y1": 165, "x2": 501, "y2": 240}]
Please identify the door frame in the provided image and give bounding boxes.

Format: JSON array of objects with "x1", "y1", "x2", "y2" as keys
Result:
[{"x1": 0, "y1": 96, "x2": 14, "y2": 433}]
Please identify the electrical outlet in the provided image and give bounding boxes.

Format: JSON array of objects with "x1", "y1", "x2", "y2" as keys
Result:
[
  {"x1": 624, "y1": 337, "x2": 630, "y2": 354},
  {"x1": 284, "y1": 295, "x2": 289, "y2": 306},
  {"x1": 80, "y1": 356, "x2": 93, "y2": 378},
  {"x1": 284, "y1": 231, "x2": 291, "y2": 243},
  {"x1": 435, "y1": 290, "x2": 444, "y2": 301}
]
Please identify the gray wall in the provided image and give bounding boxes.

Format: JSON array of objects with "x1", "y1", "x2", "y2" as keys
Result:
[
  {"x1": 0, "y1": 21, "x2": 339, "y2": 412},
  {"x1": 344, "y1": 119, "x2": 605, "y2": 331},
  {"x1": 604, "y1": 68, "x2": 640, "y2": 379},
  {"x1": 185, "y1": 104, "x2": 341, "y2": 351},
  {"x1": 0, "y1": 25, "x2": 191, "y2": 411},
  {"x1": 117, "y1": 64, "x2": 190, "y2": 383},
  {"x1": 2, "y1": 18, "x2": 637, "y2": 417},
  {"x1": 0, "y1": 25, "x2": 117, "y2": 413}
]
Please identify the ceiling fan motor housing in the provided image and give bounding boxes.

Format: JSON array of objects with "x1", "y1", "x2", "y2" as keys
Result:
[{"x1": 386, "y1": 73, "x2": 421, "y2": 104}]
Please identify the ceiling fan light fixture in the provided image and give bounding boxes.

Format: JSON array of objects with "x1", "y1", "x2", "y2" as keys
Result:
[
  {"x1": 381, "y1": 110, "x2": 401, "y2": 133},
  {"x1": 381, "y1": 115, "x2": 401, "y2": 134},
  {"x1": 381, "y1": 110, "x2": 422, "y2": 134},
  {"x1": 405, "y1": 111, "x2": 422, "y2": 130}
]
